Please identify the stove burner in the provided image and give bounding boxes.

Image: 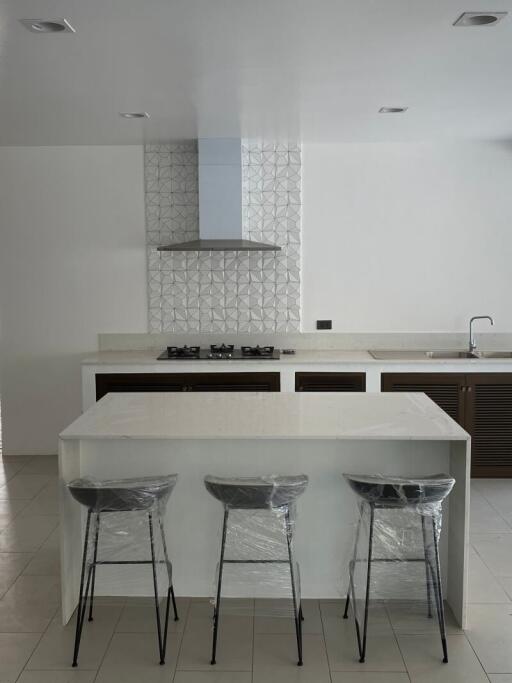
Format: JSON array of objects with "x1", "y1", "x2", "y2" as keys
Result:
[
  {"x1": 208, "y1": 343, "x2": 234, "y2": 359},
  {"x1": 210, "y1": 344, "x2": 235, "y2": 354},
  {"x1": 241, "y1": 345, "x2": 275, "y2": 357},
  {"x1": 166, "y1": 345, "x2": 200, "y2": 358}
]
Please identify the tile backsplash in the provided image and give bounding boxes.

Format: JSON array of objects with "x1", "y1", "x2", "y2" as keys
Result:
[{"x1": 145, "y1": 141, "x2": 302, "y2": 333}]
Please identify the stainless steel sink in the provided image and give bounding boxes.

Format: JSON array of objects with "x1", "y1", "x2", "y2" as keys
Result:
[
  {"x1": 476, "y1": 351, "x2": 512, "y2": 359},
  {"x1": 425, "y1": 351, "x2": 478, "y2": 359},
  {"x1": 369, "y1": 349, "x2": 512, "y2": 360}
]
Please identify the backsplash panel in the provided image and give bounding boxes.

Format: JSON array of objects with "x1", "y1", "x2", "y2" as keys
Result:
[{"x1": 145, "y1": 141, "x2": 302, "y2": 333}]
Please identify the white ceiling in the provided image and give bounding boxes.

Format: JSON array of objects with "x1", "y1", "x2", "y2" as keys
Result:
[{"x1": 0, "y1": 0, "x2": 511, "y2": 145}]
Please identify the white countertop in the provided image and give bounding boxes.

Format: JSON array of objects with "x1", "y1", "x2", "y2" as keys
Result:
[
  {"x1": 81, "y1": 349, "x2": 512, "y2": 366},
  {"x1": 60, "y1": 391, "x2": 469, "y2": 441}
]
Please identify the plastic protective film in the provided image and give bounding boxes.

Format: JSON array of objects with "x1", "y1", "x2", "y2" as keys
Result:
[
  {"x1": 205, "y1": 474, "x2": 308, "y2": 620},
  {"x1": 67, "y1": 476, "x2": 177, "y2": 603},
  {"x1": 343, "y1": 473, "x2": 455, "y2": 628}
]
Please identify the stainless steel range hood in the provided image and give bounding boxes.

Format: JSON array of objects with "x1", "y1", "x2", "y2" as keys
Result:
[{"x1": 157, "y1": 138, "x2": 281, "y2": 252}]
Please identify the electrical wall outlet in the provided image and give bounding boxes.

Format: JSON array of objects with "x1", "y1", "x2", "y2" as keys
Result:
[{"x1": 316, "y1": 320, "x2": 332, "y2": 330}]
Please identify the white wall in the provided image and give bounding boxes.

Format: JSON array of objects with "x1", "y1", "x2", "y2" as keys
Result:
[
  {"x1": 302, "y1": 141, "x2": 512, "y2": 333},
  {"x1": 0, "y1": 146, "x2": 147, "y2": 455}
]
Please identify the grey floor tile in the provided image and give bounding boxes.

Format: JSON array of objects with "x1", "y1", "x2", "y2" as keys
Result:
[
  {"x1": 0, "y1": 597, "x2": 58, "y2": 633},
  {"x1": 255, "y1": 598, "x2": 322, "y2": 635},
  {"x1": 19, "y1": 481, "x2": 59, "y2": 517},
  {"x1": 20, "y1": 456, "x2": 58, "y2": 476},
  {"x1": 23, "y1": 546, "x2": 60, "y2": 576},
  {"x1": 398, "y1": 633, "x2": 488, "y2": 682},
  {"x1": 0, "y1": 474, "x2": 53, "y2": 500},
  {"x1": 26, "y1": 605, "x2": 122, "y2": 670},
  {"x1": 489, "y1": 677, "x2": 512, "y2": 682},
  {"x1": 3, "y1": 574, "x2": 61, "y2": 606},
  {"x1": 471, "y1": 533, "x2": 512, "y2": 579},
  {"x1": 0, "y1": 633, "x2": 41, "y2": 683},
  {"x1": 17, "y1": 671, "x2": 97, "y2": 683},
  {"x1": 470, "y1": 488, "x2": 511, "y2": 534},
  {"x1": 322, "y1": 607, "x2": 404, "y2": 672},
  {"x1": 174, "y1": 673, "x2": 252, "y2": 683},
  {"x1": 177, "y1": 613, "x2": 253, "y2": 671},
  {"x1": 116, "y1": 597, "x2": 190, "y2": 633},
  {"x1": 0, "y1": 515, "x2": 58, "y2": 552},
  {"x1": 465, "y1": 604, "x2": 512, "y2": 673},
  {"x1": 95, "y1": 632, "x2": 180, "y2": 682},
  {"x1": 386, "y1": 600, "x2": 462, "y2": 634},
  {"x1": 253, "y1": 633, "x2": 330, "y2": 682},
  {"x1": 468, "y1": 547, "x2": 510, "y2": 603},
  {"x1": 0, "y1": 552, "x2": 34, "y2": 597}
]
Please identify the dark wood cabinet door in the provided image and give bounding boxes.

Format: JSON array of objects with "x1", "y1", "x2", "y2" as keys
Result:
[
  {"x1": 189, "y1": 372, "x2": 280, "y2": 392},
  {"x1": 381, "y1": 373, "x2": 466, "y2": 425},
  {"x1": 465, "y1": 374, "x2": 512, "y2": 477},
  {"x1": 295, "y1": 372, "x2": 366, "y2": 392},
  {"x1": 96, "y1": 372, "x2": 280, "y2": 400}
]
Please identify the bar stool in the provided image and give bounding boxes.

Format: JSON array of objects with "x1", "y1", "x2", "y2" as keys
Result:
[
  {"x1": 68, "y1": 475, "x2": 179, "y2": 667},
  {"x1": 342, "y1": 473, "x2": 455, "y2": 664},
  {"x1": 204, "y1": 474, "x2": 308, "y2": 666}
]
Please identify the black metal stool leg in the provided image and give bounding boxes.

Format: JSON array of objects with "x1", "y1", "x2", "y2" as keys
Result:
[
  {"x1": 211, "y1": 508, "x2": 229, "y2": 665},
  {"x1": 88, "y1": 513, "x2": 101, "y2": 622},
  {"x1": 358, "y1": 503, "x2": 375, "y2": 664},
  {"x1": 149, "y1": 512, "x2": 166, "y2": 665},
  {"x1": 285, "y1": 506, "x2": 303, "y2": 666},
  {"x1": 158, "y1": 516, "x2": 179, "y2": 622},
  {"x1": 344, "y1": 504, "x2": 363, "y2": 620},
  {"x1": 431, "y1": 516, "x2": 449, "y2": 663},
  {"x1": 421, "y1": 515, "x2": 433, "y2": 619},
  {"x1": 72, "y1": 510, "x2": 93, "y2": 667}
]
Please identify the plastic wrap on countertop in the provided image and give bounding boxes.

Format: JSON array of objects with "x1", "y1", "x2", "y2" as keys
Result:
[
  {"x1": 67, "y1": 475, "x2": 177, "y2": 600},
  {"x1": 205, "y1": 474, "x2": 308, "y2": 619},
  {"x1": 342, "y1": 473, "x2": 455, "y2": 624}
]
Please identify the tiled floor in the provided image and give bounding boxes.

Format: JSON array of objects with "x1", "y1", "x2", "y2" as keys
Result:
[{"x1": 0, "y1": 455, "x2": 511, "y2": 682}]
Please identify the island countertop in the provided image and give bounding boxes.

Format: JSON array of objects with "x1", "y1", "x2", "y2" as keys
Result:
[{"x1": 60, "y1": 391, "x2": 469, "y2": 442}]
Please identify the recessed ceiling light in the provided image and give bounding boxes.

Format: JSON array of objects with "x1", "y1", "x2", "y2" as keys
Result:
[
  {"x1": 379, "y1": 107, "x2": 408, "y2": 114},
  {"x1": 119, "y1": 112, "x2": 150, "y2": 119},
  {"x1": 20, "y1": 18, "x2": 75, "y2": 33},
  {"x1": 453, "y1": 11, "x2": 507, "y2": 26}
]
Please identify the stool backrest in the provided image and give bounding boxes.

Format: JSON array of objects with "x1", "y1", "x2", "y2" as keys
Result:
[
  {"x1": 68, "y1": 475, "x2": 178, "y2": 512},
  {"x1": 204, "y1": 474, "x2": 309, "y2": 509}
]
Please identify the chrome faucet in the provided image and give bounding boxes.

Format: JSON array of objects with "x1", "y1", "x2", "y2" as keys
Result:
[{"x1": 469, "y1": 315, "x2": 494, "y2": 353}]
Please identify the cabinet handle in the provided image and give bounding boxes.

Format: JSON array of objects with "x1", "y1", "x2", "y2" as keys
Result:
[
  {"x1": 467, "y1": 386, "x2": 472, "y2": 392},
  {"x1": 461, "y1": 386, "x2": 466, "y2": 392}
]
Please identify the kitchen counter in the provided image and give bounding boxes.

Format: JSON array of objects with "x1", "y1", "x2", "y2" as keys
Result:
[
  {"x1": 59, "y1": 392, "x2": 469, "y2": 628},
  {"x1": 61, "y1": 390, "x2": 467, "y2": 441}
]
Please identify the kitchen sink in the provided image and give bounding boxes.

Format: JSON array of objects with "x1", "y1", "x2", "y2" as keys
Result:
[
  {"x1": 369, "y1": 349, "x2": 512, "y2": 360},
  {"x1": 425, "y1": 351, "x2": 478, "y2": 359},
  {"x1": 476, "y1": 351, "x2": 512, "y2": 358}
]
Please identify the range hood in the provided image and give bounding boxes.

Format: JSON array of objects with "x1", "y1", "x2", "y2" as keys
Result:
[{"x1": 157, "y1": 138, "x2": 281, "y2": 252}]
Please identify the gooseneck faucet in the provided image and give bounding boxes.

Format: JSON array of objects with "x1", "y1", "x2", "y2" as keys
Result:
[{"x1": 469, "y1": 315, "x2": 494, "y2": 353}]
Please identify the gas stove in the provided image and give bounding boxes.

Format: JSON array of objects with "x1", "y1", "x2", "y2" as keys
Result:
[{"x1": 157, "y1": 344, "x2": 280, "y2": 361}]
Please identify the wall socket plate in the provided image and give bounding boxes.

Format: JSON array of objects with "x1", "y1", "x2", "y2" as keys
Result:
[{"x1": 316, "y1": 320, "x2": 332, "y2": 330}]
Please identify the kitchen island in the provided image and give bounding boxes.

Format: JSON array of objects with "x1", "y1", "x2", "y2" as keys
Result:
[{"x1": 59, "y1": 391, "x2": 470, "y2": 626}]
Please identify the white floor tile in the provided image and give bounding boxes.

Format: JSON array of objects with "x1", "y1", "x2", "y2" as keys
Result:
[
  {"x1": 470, "y1": 488, "x2": 511, "y2": 533},
  {"x1": 398, "y1": 633, "x2": 488, "y2": 682},
  {"x1": 465, "y1": 603, "x2": 512, "y2": 673},
  {"x1": 468, "y1": 547, "x2": 510, "y2": 603},
  {"x1": 17, "y1": 671, "x2": 96, "y2": 683},
  {"x1": 95, "y1": 632, "x2": 180, "y2": 682},
  {"x1": 0, "y1": 633, "x2": 41, "y2": 683},
  {"x1": 471, "y1": 533, "x2": 512, "y2": 578},
  {"x1": 0, "y1": 515, "x2": 58, "y2": 552},
  {"x1": 330, "y1": 674, "x2": 410, "y2": 682},
  {"x1": 253, "y1": 633, "x2": 331, "y2": 682},
  {"x1": 0, "y1": 474, "x2": 54, "y2": 500}
]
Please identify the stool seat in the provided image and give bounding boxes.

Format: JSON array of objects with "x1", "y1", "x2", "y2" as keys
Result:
[
  {"x1": 204, "y1": 474, "x2": 308, "y2": 509},
  {"x1": 68, "y1": 475, "x2": 178, "y2": 513},
  {"x1": 343, "y1": 473, "x2": 454, "y2": 507}
]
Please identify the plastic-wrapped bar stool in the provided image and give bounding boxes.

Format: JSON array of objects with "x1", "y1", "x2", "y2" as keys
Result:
[
  {"x1": 67, "y1": 475, "x2": 179, "y2": 667},
  {"x1": 204, "y1": 474, "x2": 308, "y2": 666},
  {"x1": 342, "y1": 473, "x2": 455, "y2": 664}
]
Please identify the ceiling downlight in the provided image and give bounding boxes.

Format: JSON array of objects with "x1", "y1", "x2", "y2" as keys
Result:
[
  {"x1": 453, "y1": 12, "x2": 507, "y2": 26},
  {"x1": 379, "y1": 107, "x2": 408, "y2": 114},
  {"x1": 20, "y1": 18, "x2": 75, "y2": 33},
  {"x1": 119, "y1": 112, "x2": 150, "y2": 119}
]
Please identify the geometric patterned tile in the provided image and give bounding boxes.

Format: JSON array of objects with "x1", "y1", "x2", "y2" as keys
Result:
[{"x1": 145, "y1": 139, "x2": 301, "y2": 333}]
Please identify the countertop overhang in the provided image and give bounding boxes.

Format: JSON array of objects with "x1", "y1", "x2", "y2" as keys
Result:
[{"x1": 60, "y1": 391, "x2": 469, "y2": 442}]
